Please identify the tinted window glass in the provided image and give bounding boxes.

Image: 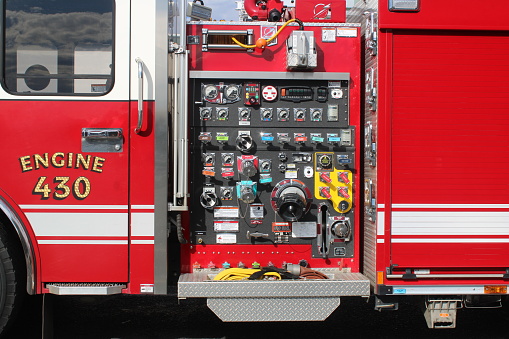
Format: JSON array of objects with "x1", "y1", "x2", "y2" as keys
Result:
[{"x1": 3, "y1": 0, "x2": 113, "y2": 95}]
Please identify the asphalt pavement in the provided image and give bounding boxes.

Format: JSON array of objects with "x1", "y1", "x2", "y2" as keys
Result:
[{"x1": 5, "y1": 291, "x2": 509, "y2": 338}]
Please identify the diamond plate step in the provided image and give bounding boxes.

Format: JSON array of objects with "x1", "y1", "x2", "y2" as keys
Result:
[
  {"x1": 46, "y1": 283, "x2": 126, "y2": 295},
  {"x1": 178, "y1": 269, "x2": 370, "y2": 298}
]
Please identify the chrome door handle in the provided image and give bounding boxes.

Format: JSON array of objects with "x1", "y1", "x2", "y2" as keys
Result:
[{"x1": 135, "y1": 58, "x2": 144, "y2": 134}]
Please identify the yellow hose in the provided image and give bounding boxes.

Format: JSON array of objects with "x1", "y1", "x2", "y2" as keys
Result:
[
  {"x1": 231, "y1": 18, "x2": 300, "y2": 49},
  {"x1": 213, "y1": 268, "x2": 281, "y2": 280}
]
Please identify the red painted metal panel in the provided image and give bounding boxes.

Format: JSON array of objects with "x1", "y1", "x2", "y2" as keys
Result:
[
  {"x1": 0, "y1": 100, "x2": 130, "y2": 283},
  {"x1": 389, "y1": 31, "x2": 509, "y2": 269},
  {"x1": 379, "y1": 0, "x2": 509, "y2": 31}
]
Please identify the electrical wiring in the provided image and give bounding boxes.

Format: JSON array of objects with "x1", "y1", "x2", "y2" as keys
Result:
[{"x1": 231, "y1": 18, "x2": 304, "y2": 49}]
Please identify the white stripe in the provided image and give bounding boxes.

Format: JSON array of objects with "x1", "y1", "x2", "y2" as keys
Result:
[
  {"x1": 392, "y1": 238, "x2": 509, "y2": 243},
  {"x1": 132, "y1": 205, "x2": 155, "y2": 209},
  {"x1": 20, "y1": 205, "x2": 127, "y2": 210},
  {"x1": 131, "y1": 240, "x2": 154, "y2": 245},
  {"x1": 377, "y1": 212, "x2": 385, "y2": 235},
  {"x1": 392, "y1": 211, "x2": 509, "y2": 235},
  {"x1": 131, "y1": 213, "x2": 155, "y2": 237},
  {"x1": 38, "y1": 240, "x2": 127, "y2": 245},
  {"x1": 27, "y1": 213, "x2": 128, "y2": 237},
  {"x1": 377, "y1": 239, "x2": 385, "y2": 243},
  {"x1": 377, "y1": 204, "x2": 385, "y2": 208},
  {"x1": 392, "y1": 204, "x2": 509, "y2": 209}
]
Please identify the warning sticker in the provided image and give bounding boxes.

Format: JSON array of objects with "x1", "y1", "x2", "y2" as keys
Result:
[
  {"x1": 322, "y1": 28, "x2": 336, "y2": 43},
  {"x1": 216, "y1": 233, "x2": 237, "y2": 244},
  {"x1": 214, "y1": 207, "x2": 239, "y2": 219},
  {"x1": 214, "y1": 220, "x2": 239, "y2": 232},
  {"x1": 261, "y1": 25, "x2": 278, "y2": 46},
  {"x1": 337, "y1": 28, "x2": 358, "y2": 38}
]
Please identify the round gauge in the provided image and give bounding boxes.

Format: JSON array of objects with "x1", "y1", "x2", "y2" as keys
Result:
[
  {"x1": 199, "y1": 108, "x2": 212, "y2": 120},
  {"x1": 261, "y1": 108, "x2": 273, "y2": 120},
  {"x1": 331, "y1": 88, "x2": 343, "y2": 99},
  {"x1": 262, "y1": 85, "x2": 278, "y2": 101},
  {"x1": 318, "y1": 154, "x2": 333, "y2": 169},
  {"x1": 312, "y1": 109, "x2": 322, "y2": 121},
  {"x1": 203, "y1": 85, "x2": 219, "y2": 100},
  {"x1": 239, "y1": 108, "x2": 251, "y2": 120},
  {"x1": 217, "y1": 108, "x2": 228, "y2": 120},
  {"x1": 225, "y1": 85, "x2": 239, "y2": 101},
  {"x1": 295, "y1": 109, "x2": 305, "y2": 120},
  {"x1": 223, "y1": 154, "x2": 233, "y2": 164},
  {"x1": 278, "y1": 109, "x2": 289, "y2": 121}
]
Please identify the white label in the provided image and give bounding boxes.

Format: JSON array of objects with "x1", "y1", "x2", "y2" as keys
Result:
[
  {"x1": 216, "y1": 233, "x2": 237, "y2": 244},
  {"x1": 214, "y1": 207, "x2": 239, "y2": 218},
  {"x1": 239, "y1": 121, "x2": 250, "y2": 126},
  {"x1": 250, "y1": 204, "x2": 264, "y2": 219},
  {"x1": 285, "y1": 170, "x2": 298, "y2": 179},
  {"x1": 322, "y1": 28, "x2": 336, "y2": 42},
  {"x1": 140, "y1": 284, "x2": 154, "y2": 293},
  {"x1": 337, "y1": 28, "x2": 358, "y2": 37},
  {"x1": 292, "y1": 222, "x2": 317, "y2": 238},
  {"x1": 214, "y1": 221, "x2": 239, "y2": 232}
]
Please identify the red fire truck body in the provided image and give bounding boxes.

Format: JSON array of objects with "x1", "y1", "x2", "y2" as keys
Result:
[
  {"x1": 0, "y1": 0, "x2": 508, "y2": 333},
  {"x1": 349, "y1": 0, "x2": 509, "y2": 327}
]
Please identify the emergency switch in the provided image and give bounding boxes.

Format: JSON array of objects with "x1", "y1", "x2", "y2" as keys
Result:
[{"x1": 320, "y1": 172, "x2": 332, "y2": 183}]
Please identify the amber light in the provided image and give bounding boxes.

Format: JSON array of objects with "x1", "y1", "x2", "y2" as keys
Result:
[
  {"x1": 377, "y1": 271, "x2": 384, "y2": 285},
  {"x1": 484, "y1": 285, "x2": 507, "y2": 294}
]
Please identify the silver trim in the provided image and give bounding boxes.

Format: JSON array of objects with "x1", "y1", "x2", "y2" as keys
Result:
[
  {"x1": 187, "y1": 21, "x2": 361, "y2": 27},
  {"x1": 383, "y1": 285, "x2": 501, "y2": 295},
  {"x1": 46, "y1": 283, "x2": 125, "y2": 295},
  {"x1": 388, "y1": 274, "x2": 509, "y2": 279},
  {"x1": 135, "y1": 58, "x2": 144, "y2": 134},
  {"x1": 189, "y1": 71, "x2": 350, "y2": 80},
  {"x1": 0, "y1": 198, "x2": 35, "y2": 295},
  {"x1": 154, "y1": 0, "x2": 169, "y2": 294}
]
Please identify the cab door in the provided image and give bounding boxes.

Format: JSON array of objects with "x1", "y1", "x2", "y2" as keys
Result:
[{"x1": 0, "y1": 0, "x2": 130, "y2": 283}]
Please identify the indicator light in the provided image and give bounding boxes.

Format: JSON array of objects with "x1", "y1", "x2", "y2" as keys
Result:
[
  {"x1": 252, "y1": 261, "x2": 261, "y2": 269},
  {"x1": 484, "y1": 285, "x2": 507, "y2": 294}
]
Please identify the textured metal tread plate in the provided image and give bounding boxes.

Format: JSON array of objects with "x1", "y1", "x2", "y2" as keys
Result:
[
  {"x1": 208, "y1": 297, "x2": 341, "y2": 322},
  {"x1": 178, "y1": 271, "x2": 370, "y2": 298},
  {"x1": 47, "y1": 283, "x2": 126, "y2": 295}
]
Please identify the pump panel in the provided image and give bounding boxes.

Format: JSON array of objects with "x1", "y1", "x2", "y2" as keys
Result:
[{"x1": 189, "y1": 75, "x2": 355, "y2": 258}]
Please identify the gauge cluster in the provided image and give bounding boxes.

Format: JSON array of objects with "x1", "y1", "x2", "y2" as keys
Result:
[{"x1": 189, "y1": 77, "x2": 355, "y2": 259}]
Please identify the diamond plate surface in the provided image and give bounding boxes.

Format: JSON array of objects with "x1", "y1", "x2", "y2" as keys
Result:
[
  {"x1": 178, "y1": 270, "x2": 370, "y2": 298},
  {"x1": 207, "y1": 297, "x2": 341, "y2": 322}
]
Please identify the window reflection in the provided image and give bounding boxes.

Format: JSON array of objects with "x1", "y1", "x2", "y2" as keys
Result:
[{"x1": 4, "y1": 0, "x2": 114, "y2": 95}]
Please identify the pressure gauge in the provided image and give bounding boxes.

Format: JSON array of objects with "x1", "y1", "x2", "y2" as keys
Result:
[
  {"x1": 277, "y1": 108, "x2": 290, "y2": 122},
  {"x1": 203, "y1": 85, "x2": 219, "y2": 100},
  {"x1": 217, "y1": 108, "x2": 229, "y2": 121},
  {"x1": 225, "y1": 85, "x2": 240, "y2": 101}
]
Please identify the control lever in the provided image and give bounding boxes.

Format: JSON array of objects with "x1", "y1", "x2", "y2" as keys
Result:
[
  {"x1": 317, "y1": 203, "x2": 330, "y2": 259},
  {"x1": 247, "y1": 231, "x2": 269, "y2": 239}
]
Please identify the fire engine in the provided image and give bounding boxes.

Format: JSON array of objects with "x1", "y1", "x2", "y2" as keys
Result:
[{"x1": 0, "y1": 0, "x2": 508, "y2": 334}]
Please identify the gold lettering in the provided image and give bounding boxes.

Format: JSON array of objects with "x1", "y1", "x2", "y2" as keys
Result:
[
  {"x1": 76, "y1": 154, "x2": 91, "y2": 170},
  {"x1": 67, "y1": 153, "x2": 74, "y2": 168},
  {"x1": 91, "y1": 157, "x2": 106, "y2": 173},
  {"x1": 34, "y1": 153, "x2": 49, "y2": 170},
  {"x1": 19, "y1": 156, "x2": 32, "y2": 172},
  {"x1": 51, "y1": 153, "x2": 65, "y2": 167}
]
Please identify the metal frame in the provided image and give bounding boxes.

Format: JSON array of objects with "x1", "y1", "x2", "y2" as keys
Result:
[{"x1": 154, "y1": 0, "x2": 169, "y2": 294}]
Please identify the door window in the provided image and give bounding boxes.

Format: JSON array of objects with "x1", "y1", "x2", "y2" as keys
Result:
[{"x1": 3, "y1": 0, "x2": 114, "y2": 95}]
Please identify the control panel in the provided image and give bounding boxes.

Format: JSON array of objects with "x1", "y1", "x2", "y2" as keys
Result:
[{"x1": 189, "y1": 77, "x2": 355, "y2": 258}]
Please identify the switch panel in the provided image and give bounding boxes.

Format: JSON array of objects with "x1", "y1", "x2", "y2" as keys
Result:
[{"x1": 190, "y1": 77, "x2": 354, "y2": 259}]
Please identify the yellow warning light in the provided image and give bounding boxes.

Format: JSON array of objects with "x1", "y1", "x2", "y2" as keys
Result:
[
  {"x1": 484, "y1": 285, "x2": 507, "y2": 294},
  {"x1": 377, "y1": 271, "x2": 384, "y2": 285}
]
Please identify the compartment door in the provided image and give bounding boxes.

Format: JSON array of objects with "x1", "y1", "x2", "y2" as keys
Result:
[{"x1": 390, "y1": 31, "x2": 509, "y2": 268}]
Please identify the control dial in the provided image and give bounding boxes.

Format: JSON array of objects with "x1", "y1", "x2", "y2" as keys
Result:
[
  {"x1": 236, "y1": 133, "x2": 254, "y2": 153},
  {"x1": 271, "y1": 179, "x2": 312, "y2": 222},
  {"x1": 200, "y1": 190, "x2": 218, "y2": 209}
]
